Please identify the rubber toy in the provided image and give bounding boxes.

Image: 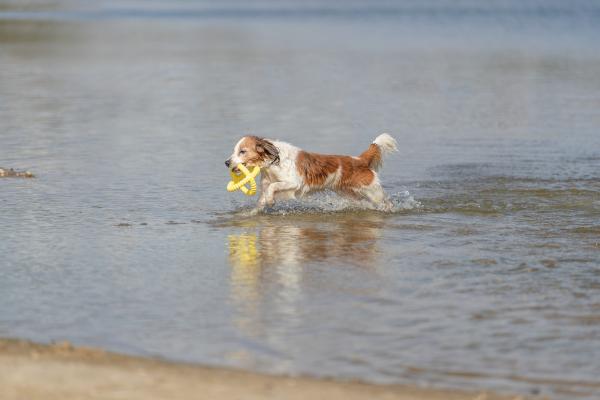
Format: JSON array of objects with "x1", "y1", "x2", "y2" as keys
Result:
[{"x1": 227, "y1": 164, "x2": 260, "y2": 196}]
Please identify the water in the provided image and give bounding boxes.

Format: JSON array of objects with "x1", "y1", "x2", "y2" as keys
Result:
[{"x1": 1, "y1": 1, "x2": 600, "y2": 398}]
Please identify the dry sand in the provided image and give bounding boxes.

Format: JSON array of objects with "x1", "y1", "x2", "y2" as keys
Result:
[{"x1": 0, "y1": 338, "x2": 531, "y2": 400}]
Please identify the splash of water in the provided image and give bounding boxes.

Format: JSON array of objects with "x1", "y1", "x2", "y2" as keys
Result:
[{"x1": 232, "y1": 190, "x2": 422, "y2": 216}]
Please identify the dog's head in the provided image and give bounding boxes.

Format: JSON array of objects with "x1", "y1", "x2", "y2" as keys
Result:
[{"x1": 225, "y1": 136, "x2": 279, "y2": 172}]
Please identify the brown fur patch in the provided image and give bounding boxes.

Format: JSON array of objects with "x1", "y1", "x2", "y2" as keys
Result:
[
  {"x1": 296, "y1": 151, "x2": 374, "y2": 191},
  {"x1": 358, "y1": 144, "x2": 382, "y2": 170},
  {"x1": 296, "y1": 151, "x2": 340, "y2": 187}
]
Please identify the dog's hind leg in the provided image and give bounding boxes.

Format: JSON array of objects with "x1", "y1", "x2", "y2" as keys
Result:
[{"x1": 357, "y1": 182, "x2": 393, "y2": 212}]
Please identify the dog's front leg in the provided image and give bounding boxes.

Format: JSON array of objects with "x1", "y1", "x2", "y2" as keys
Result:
[
  {"x1": 253, "y1": 175, "x2": 272, "y2": 213},
  {"x1": 264, "y1": 181, "x2": 298, "y2": 207}
]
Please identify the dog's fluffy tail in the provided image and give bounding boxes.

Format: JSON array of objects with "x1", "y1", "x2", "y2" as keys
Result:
[{"x1": 359, "y1": 133, "x2": 398, "y2": 171}]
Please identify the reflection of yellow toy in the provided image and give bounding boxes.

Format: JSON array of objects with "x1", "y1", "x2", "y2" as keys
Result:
[
  {"x1": 227, "y1": 164, "x2": 260, "y2": 196},
  {"x1": 228, "y1": 234, "x2": 259, "y2": 269}
]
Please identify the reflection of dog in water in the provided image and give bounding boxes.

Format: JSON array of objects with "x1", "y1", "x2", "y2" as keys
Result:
[
  {"x1": 227, "y1": 216, "x2": 385, "y2": 342},
  {"x1": 227, "y1": 215, "x2": 385, "y2": 269}
]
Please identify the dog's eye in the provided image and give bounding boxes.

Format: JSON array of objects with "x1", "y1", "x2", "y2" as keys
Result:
[{"x1": 239, "y1": 150, "x2": 246, "y2": 155}]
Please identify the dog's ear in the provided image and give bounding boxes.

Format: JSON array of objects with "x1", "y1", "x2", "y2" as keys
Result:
[{"x1": 256, "y1": 138, "x2": 280, "y2": 165}]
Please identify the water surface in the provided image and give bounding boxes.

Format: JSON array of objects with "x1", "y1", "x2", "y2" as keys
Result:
[{"x1": 1, "y1": 1, "x2": 600, "y2": 399}]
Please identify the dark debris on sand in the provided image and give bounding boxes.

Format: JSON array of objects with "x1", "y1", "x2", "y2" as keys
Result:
[{"x1": 0, "y1": 168, "x2": 35, "y2": 178}]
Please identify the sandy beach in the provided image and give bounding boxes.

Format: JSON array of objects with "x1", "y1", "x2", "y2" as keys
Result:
[{"x1": 0, "y1": 338, "x2": 530, "y2": 400}]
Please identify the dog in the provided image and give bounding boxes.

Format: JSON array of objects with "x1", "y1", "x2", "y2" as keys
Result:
[{"x1": 225, "y1": 133, "x2": 398, "y2": 212}]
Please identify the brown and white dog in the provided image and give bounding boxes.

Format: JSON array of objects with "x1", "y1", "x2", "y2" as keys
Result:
[{"x1": 225, "y1": 133, "x2": 398, "y2": 212}]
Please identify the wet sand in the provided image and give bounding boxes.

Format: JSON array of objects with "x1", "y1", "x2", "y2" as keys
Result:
[{"x1": 0, "y1": 338, "x2": 529, "y2": 400}]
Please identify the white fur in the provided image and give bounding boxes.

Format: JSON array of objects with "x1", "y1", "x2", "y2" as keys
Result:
[
  {"x1": 228, "y1": 137, "x2": 246, "y2": 167},
  {"x1": 257, "y1": 140, "x2": 303, "y2": 207},
  {"x1": 373, "y1": 133, "x2": 398, "y2": 157}
]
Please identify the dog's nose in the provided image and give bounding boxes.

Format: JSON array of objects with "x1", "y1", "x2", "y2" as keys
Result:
[{"x1": 225, "y1": 159, "x2": 231, "y2": 168}]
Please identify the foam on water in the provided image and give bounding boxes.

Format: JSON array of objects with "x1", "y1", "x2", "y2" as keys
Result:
[{"x1": 230, "y1": 190, "x2": 422, "y2": 216}]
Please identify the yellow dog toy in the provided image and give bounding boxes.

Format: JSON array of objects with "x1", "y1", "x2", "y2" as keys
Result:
[{"x1": 227, "y1": 164, "x2": 260, "y2": 196}]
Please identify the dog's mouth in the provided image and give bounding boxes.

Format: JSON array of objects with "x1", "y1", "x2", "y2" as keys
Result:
[{"x1": 231, "y1": 164, "x2": 244, "y2": 174}]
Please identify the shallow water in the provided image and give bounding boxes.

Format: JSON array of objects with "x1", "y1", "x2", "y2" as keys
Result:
[{"x1": 1, "y1": 1, "x2": 600, "y2": 398}]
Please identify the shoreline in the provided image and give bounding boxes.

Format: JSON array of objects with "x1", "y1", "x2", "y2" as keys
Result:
[{"x1": 0, "y1": 337, "x2": 530, "y2": 400}]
